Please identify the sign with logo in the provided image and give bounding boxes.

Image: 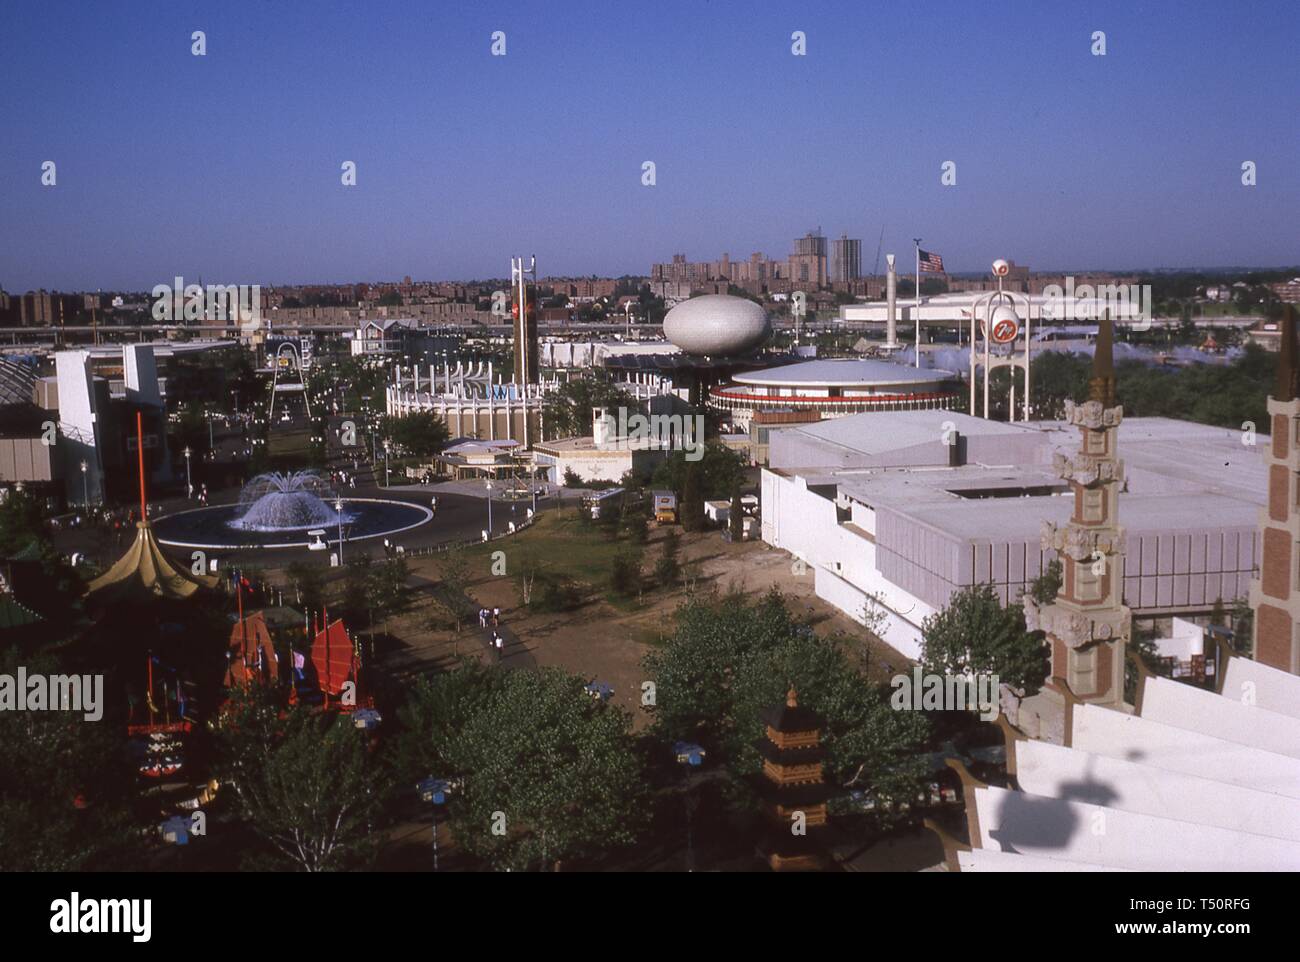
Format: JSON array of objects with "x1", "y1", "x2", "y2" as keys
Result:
[{"x1": 990, "y1": 316, "x2": 1019, "y2": 343}]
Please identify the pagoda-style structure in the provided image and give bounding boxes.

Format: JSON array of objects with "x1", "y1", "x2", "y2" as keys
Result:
[
  {"x1": 1249, "y1": 304, "x2": 1300, "y2": 674},
  {"x1": 1021, "y1": 316, "x2": 1131, "y2": 741},
  {"x1": 755, "y1": 687, "x2": 830, "y2": 871}
]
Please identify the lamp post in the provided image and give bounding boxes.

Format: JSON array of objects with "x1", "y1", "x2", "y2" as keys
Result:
[
  {"x1": 79, "y1": 459, "x2": 88, "y2": 508},
  {"x1": 673, "y1": 742, "x2": 706, "y2": 872},
  {"x1": 384, "y1": 440, "x2": 390, "y2": 488},
  {"x1": 485, "y1": 480, "x2": 493, "y2": 537},
  {"x1": 913, "y1": 237, "x2": 923, "y2": 368},
  {"x1": 335, "y1": 498, "x2": 345, "y2": 564},
  {"x1": 183, "y1": 446, "x2": 192, "y2": 497},
  {"x1": 417, "y1": 778, "x2": 451, "y2": 872}
]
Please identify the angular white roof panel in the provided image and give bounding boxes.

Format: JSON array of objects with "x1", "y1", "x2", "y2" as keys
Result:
[
  {"x1": 1015, "y1": 739, "x2": 1300, "y2": 842},
  {"x1": 1071, "y1": 704, "x2": 1300, "y2": 799},
  {"x1": 972, "y1": 785, "x2": 1300, "y2": 871},
  {"x1": 1140, "y1": 675, "x2": 1300, "y2": 760},
  {"x1": 1221, "y1": 656, "x2": 1300, "y2": 721}
]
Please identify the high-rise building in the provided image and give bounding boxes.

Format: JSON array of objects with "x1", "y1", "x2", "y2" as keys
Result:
[
  {"x1": 1249, "y1": 304, "x2": 1300, "y2": 674},
  {"x1": 788, "y1": 230, "x2": 828, "y2": 288},
  {"x1": 830, "y1": 234, "x2": 862, "y2": 283}
]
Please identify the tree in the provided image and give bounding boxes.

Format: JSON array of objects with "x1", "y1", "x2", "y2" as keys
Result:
[
  {"x1": 680, "y1": 459, "x2": 705, "y2": 532},
  {"x1": 921, "y1": 583, "x2": 1048, "y2": 695},
  {"x1": 285, "y1": 561, "x2": 326, "y2": 615},
  {"x1": 428, "y1": 545, "x2": 472, "y2": 634},
  {"x1": 0, "y1": 648, "x2": 140, "y2": 870},
  {"x1": 541, "y1": 379, "x2": 637, "y2": 440},
  {"x1": 608, "y1": 547, "x2": 643, "y2": 599},
  {"x1": 211, "y1": 687, "x2": 384, "y2": 872},
  {"x1": 1028, "y1": 559, "x2": 1062, "y2": 605},
  {"x1": 620, "y1": 497, "x2": 647, "y2": 545},
  {"x1": 339, "y1": 555, "x2": 374, "y2": 636},
  {"x1": 368, "y1": 557, "x2": 411, "y2": 638},
  {"x1": 382, "y1": 411, "x2": 449, "y2": 458},
  {"x1": 562, "y1": 467, "x2": 583, "y2": 489},
  {"x1": 445, "y1": 667, "x2": 648, "y2": 870},
  {"x1": 654, "y1": 529, "x2": 681, "y2": 586},
  {"x1": 644, "y1": 590, "x2": 930, "y2": 819},
  {"x1": 392, "y1": 659, "x2": 504, "y2": 785},
  {"x1": 650, "y1": 442, "x2": 744, "y2": 503}
]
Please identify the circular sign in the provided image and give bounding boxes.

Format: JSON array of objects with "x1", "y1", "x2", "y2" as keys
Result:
[
  {"x1": 992, "y1": 259, "x2": 1010, "y2": 277},
  {"x1": 984, "y1": 304, "x2": 1020, "y2": 344},
  {"x1": 991, "y1": 316, "x2": 1019, "y2": 343}
]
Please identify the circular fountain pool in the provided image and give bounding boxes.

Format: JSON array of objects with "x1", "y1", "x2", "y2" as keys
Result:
[{"x1": 153, "y1": 471, "x2": 433, "y2": 550}]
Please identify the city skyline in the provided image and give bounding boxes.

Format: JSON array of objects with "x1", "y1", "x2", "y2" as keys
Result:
[{"x1": 3, "y1": 0, "x2": 1298, "y2": 290}]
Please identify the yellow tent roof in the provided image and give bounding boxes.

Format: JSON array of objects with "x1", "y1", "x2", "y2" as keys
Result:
[{"x1": 87, "y1": 521, "x2": 219, "y2": 605}]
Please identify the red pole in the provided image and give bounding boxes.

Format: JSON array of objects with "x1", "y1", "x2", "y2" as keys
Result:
[
  {"x1": 136, "y1": 411, "x2": 147, "y2": 521},
  {"x1": 323, "y1": 605, "x2": 331, "y2": 709},
  {"x1": 237, "y1": 579, "x2": 247, "y2": 684}
]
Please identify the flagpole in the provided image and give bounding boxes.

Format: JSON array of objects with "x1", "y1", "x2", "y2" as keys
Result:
[{"x1": 913, "y1": 238, "x2": 922, "y2": 367}]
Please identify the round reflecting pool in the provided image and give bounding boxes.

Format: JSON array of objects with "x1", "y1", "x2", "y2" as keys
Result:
[{"x1": 153, "y1": 498, "x2": 433, "y2": 550}]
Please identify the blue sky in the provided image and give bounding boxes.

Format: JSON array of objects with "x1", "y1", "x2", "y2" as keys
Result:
[{"x1": 2, "y1": 0, "x2": 1297, "y2": 290}]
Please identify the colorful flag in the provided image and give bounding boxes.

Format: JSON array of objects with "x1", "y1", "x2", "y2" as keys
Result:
[{"x1": 919, "y1": 249, "x2": 944, "y2": 273}]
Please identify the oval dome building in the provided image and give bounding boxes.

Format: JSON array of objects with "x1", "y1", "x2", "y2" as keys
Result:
[{"x1": 663, "y1": 294, "x2": 771, "y2": 357}]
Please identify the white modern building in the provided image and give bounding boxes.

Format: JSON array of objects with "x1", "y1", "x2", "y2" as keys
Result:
[{"x1": 762, "y1": 409, "x2": 1264, "y2": 660}]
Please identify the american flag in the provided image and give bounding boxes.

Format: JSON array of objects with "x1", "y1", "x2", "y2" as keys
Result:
[{"x1": 919, "y1": 249, "x2": 944, "y2": 273}]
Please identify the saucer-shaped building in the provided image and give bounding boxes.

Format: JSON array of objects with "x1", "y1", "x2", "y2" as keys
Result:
[{"x1": 710, "y1": 357, "x2": 962, "y2": 429}]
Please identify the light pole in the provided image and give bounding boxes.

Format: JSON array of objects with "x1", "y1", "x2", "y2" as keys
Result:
[
  {"x1": 183, "y1": 446, "x2": 192, "y2": 497},
  {"x1": 384, "y1": 440, "x2": 390, "y2": 488},
  {"x1": 417, "y1": 778, "x2": 451, "y2": 872},
  {"x1": 674, "y1": 742, "x2": 706, "y2": 872},
  {"x1": 79, "y1": 459, "x2": 88, "y2": 508},
  {"x1": 913, "y1": 237, "x2": 923, "y2": 368},
  {"x1": 485, "y1": 480, "x2": 493, "y2": 537},
  {"x1": 335, "y1": 497, "x2": 344, "y2": 564}
]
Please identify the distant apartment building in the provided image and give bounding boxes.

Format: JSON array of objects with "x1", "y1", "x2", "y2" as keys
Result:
[
  {"x1": 0, "y1": 290, "x2": 86, "y2": 327},
  {"x1": 1269, "y1": 278, "x2": 1300, "y2": 303},
  {"x1": 830, "y1": 235, "x2": 862, "y2": 283},
  {"x1": 653, "y1": 232, "x2": 837, "y2": 293},
  {"x1": 789, "y1": 230, "x2": 828, "y2": 288}
]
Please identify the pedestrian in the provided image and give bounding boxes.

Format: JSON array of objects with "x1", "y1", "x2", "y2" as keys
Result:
[
  {"x1": 492, "y1": 606, "x2": 500, "y2": 627},
  {"x1": 493, "y1": 631, "x2": 503, "y2": 660},
  {"x1": 478, "y1": 608, "x2": 486, "y2": 629}
]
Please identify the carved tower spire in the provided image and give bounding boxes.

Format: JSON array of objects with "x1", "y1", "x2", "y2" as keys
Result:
[{"x1": 1024, "y1": 316, "x2": 1131, "y2": 733}]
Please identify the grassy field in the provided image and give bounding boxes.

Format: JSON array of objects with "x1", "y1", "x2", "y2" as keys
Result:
[{"x1": 460, "y1": 508, "x2": 645, "y2": 591}]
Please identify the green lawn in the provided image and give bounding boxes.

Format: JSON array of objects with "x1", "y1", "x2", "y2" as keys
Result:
[{"x1": 461, "y1": 510, "x2": 641, "y2": 589}]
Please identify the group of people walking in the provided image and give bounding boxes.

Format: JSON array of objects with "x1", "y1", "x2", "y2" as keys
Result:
[{"x1": 479, "y1": 607, "x2": 504, "y2": 659}]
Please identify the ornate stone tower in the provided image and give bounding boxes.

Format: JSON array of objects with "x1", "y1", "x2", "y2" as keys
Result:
[
  {"x1": 1022, "y1": 317, "x2": 1131, "y2": 738},
  {"x1": 1248, "y1": 304, "x2": 1300, "y2": 674}
]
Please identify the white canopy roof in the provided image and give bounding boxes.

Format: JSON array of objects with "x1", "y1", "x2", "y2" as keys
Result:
[{"x1": 941, "y1": 662, "x2": 1300, "y2": 872}]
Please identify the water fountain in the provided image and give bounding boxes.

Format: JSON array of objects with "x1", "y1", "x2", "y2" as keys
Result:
[
  {"x1": 232, "y1": 472, "x2": 344, "y2": 531},
  {"x1": 154, "y1": 471, "x2": 434, "y2": 551}
]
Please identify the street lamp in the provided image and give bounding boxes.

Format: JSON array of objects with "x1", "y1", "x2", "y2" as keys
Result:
[
  {"x1": 416, "y1": 777, "x2": 452, "y2": 872},
  {"x1": 335, "y1": 498, "x2": 345, "y2": 564},
  {"x1": 485, "y1": 480, "x2": 493, "y2": 537},
  {"x1": 79, "y1": 459, "x2": 88, "y2": 508},
  {"x1": 183, "y1": 446, "x2": 192, "y2": 497},
  {"x1": 673, "y1": 742, "x2": 706, "y2": 872}
]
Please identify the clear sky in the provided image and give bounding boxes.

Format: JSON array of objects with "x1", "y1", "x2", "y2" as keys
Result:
[{"x1": 2, "y1": 0, "x2": 1297, "y2": 291}]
